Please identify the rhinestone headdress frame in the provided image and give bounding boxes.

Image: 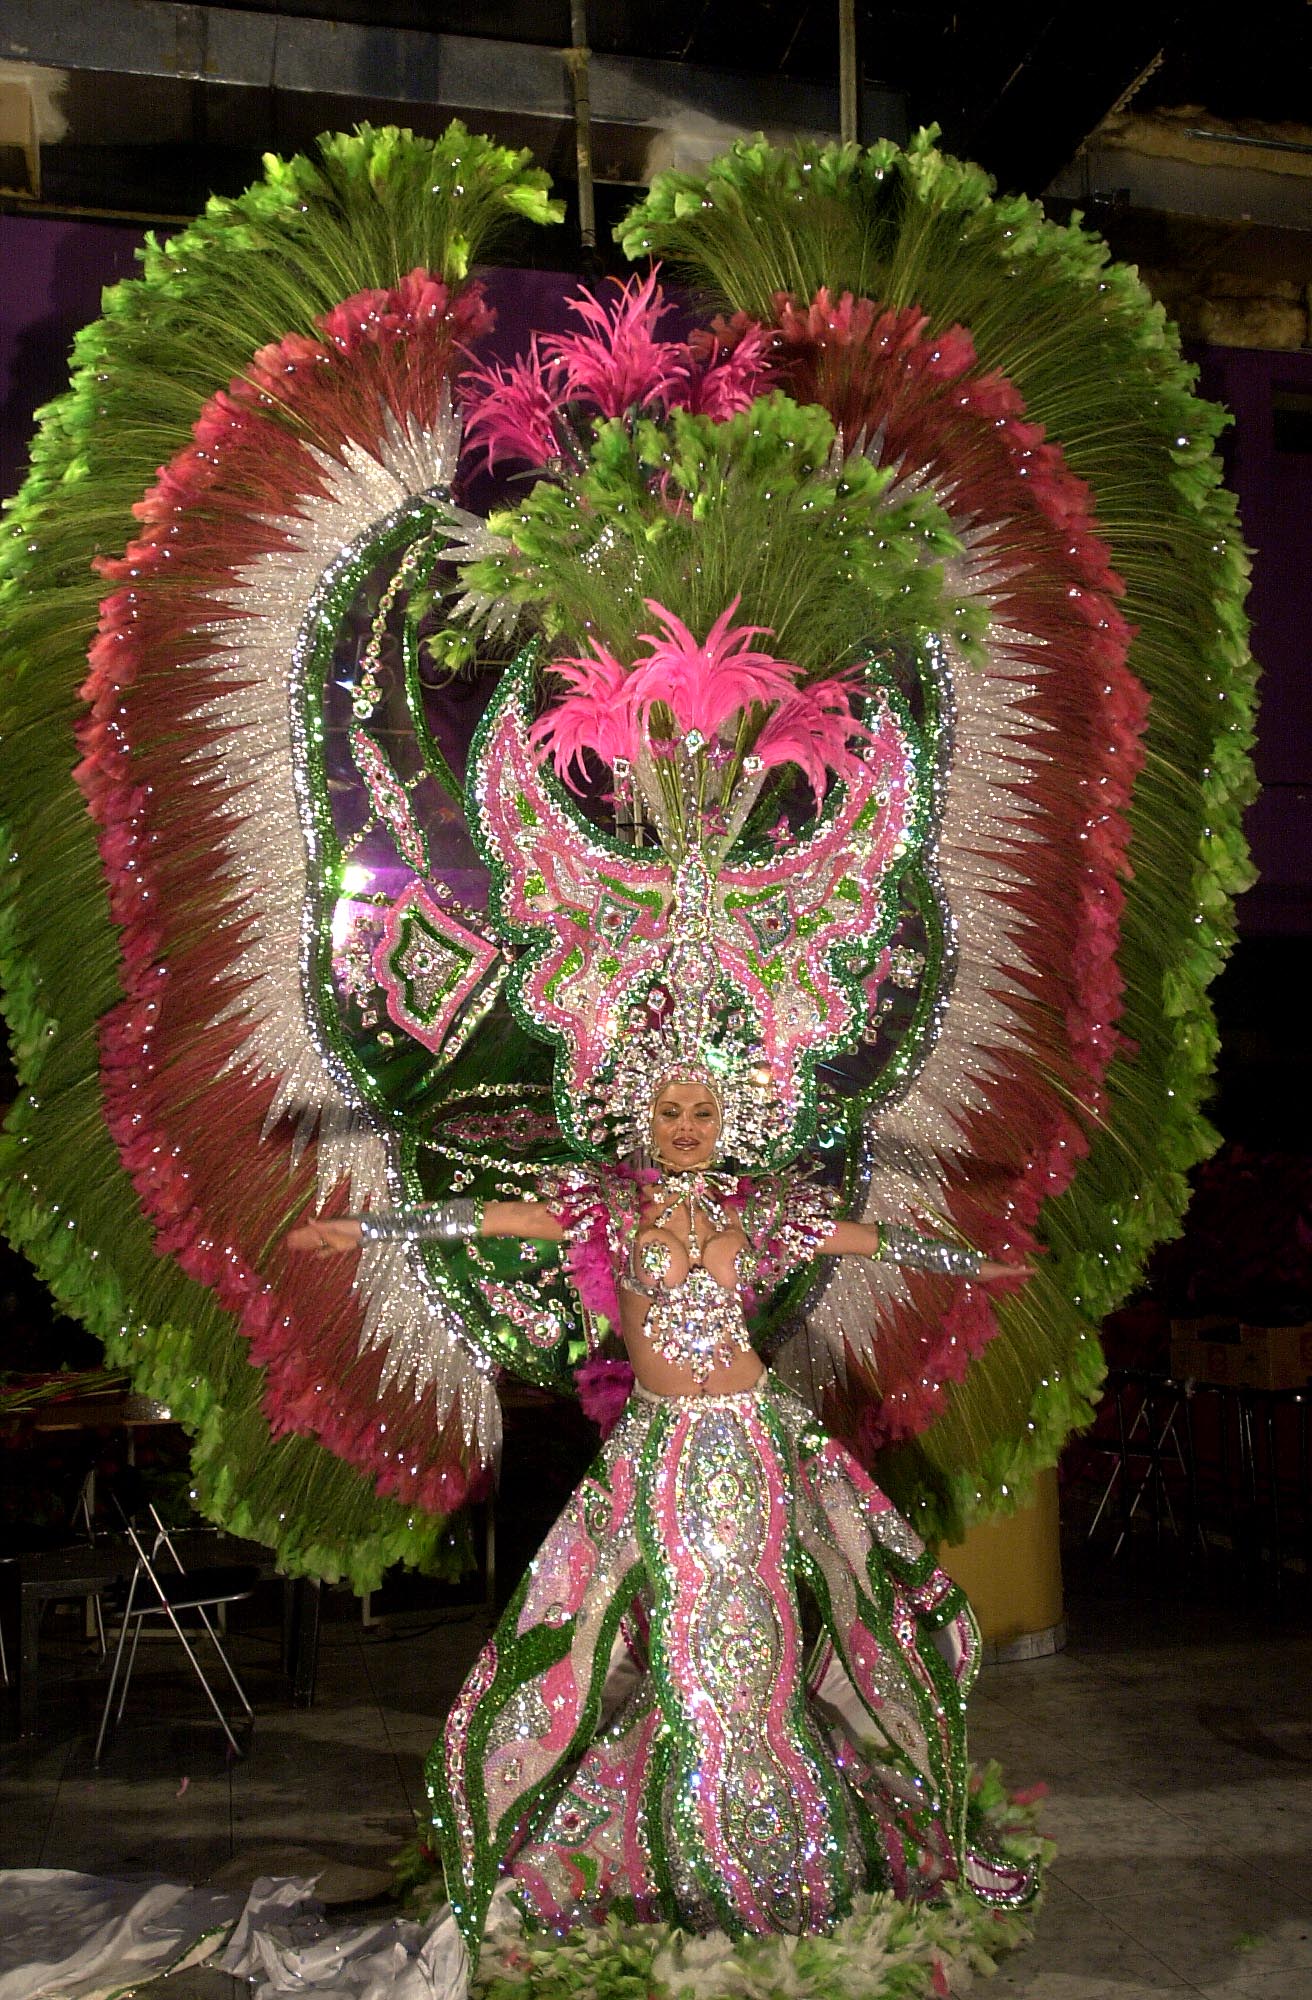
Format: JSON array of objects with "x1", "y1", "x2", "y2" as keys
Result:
[{"x1": 467, "y1": 648, "x2": 924, "y2": 1170}]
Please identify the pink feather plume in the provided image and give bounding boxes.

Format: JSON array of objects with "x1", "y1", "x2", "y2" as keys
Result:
[
  {"x1": 546, "y1": 268, "x2": 690, "y2": 418},
  {"x1": 460, "y1": 334, "x2": 563, "y2": 474},
  {"x1": 528, "y1": 639, "x2": 636, "y2": 790},
  {"x1": 753, "y1": 670, "x2": 872, "y2": 803},
  {"x1": 459, "y1": 273, "x2": 777, "y2": 475},
  {"x1": 530, "y1": 597, "x2": 870, "y2": 801},
  {"x1": 626, "y1": 597, "x2": 799, "y2": 738}
]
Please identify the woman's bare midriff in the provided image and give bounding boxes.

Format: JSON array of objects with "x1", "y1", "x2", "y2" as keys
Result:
[{"x1": 618, "y1": 1289, "x2": 766, "y2": 1395}]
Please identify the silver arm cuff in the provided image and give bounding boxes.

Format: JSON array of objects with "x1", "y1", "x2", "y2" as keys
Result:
[
  {"x1": 876, "y1": 1224, "x2": 983, "y2": 1278},
  {"x1": 357, "y1": 1197, "x2": 485, "y2": 1244}
]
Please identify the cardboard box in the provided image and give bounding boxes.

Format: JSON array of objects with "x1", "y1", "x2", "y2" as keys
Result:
[
  {"x1": 1169, "y1": 1317, "x2": 1242, "y2": 1385},
  {"x1": 1237, "y1": 1322, "x2": 1312, "y2": 1391}
]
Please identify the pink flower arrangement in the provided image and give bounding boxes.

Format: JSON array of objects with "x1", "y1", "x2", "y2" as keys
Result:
[{"x1": 528, "y1": 595, "x2": 870, "y2": 800}]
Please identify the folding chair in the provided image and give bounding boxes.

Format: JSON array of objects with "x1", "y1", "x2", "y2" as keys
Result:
[{"x1": 94, "y1": 1492, "x2": 260, "y2": 1765}]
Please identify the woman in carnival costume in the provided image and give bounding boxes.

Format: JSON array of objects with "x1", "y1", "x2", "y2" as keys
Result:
[
  {"x1": 293, "y1": 809, "x2": 1038, "y2": 1957},
  {"x1": 0, "y1": 118, "x2": 1254, "y2": 1996}
]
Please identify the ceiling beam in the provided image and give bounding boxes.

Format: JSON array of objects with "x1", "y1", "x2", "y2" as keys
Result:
[{"x1": 0, "y1": 0, "x2": 905, "y2": 175}]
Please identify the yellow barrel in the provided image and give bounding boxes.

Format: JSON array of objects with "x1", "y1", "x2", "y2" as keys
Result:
[{"x1": 937, "y1": 1465, "x2": 1064, "y2": 1660}]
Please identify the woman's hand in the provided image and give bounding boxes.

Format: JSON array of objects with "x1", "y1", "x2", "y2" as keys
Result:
[
  {"x1": 977, "y1": 1258, "x2": 1035, "y2": 1283},
  {"x1": 286, "y1": 1217, "x2": 363, "y2": 1255}
]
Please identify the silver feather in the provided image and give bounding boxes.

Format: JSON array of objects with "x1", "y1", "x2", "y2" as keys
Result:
[{"x1": 173, "y1": 389, "x2": 501, "y2": 1464}]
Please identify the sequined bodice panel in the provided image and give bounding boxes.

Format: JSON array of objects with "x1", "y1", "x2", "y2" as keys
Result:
[
  {"x1": 624, "y1": 1259, "x2": 755, "y2": 1385},
  {"x1": 618, "y1": 1174, "x2": 756, "y2": 1385}
]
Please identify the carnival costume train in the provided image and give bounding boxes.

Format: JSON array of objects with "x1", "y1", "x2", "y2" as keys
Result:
[{"x1": 0, "y1": 118, "x2": 1254, "y2": 1996}]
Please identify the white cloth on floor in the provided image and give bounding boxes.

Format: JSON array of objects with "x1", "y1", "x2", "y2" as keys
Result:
[
  {"x1": 0, "y1": 1869, "x2": 241, "y2": 2000},
  {"x1": 0, "y1": 1869, "x2": 484, "y2": 2000},
  {"x1": 218, "y1": 1875, "x2": 474, "y2": 1999}
]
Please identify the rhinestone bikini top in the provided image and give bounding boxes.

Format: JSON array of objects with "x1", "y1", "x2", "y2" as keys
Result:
[{"x1": 618, "y1": 1170, "x2": 756, "y2": 1384}]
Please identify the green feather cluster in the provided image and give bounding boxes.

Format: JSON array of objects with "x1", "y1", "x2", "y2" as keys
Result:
[{"x1": 459, "y1": 391, "x2": 985, "y2": 677}]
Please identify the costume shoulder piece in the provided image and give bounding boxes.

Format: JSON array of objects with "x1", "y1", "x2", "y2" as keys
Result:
[
  {"x1": 0, "y1": 122, "x2": 1254, "y2": 1568},
  {"x1": 532, "y1": 1160, "x2": 643, "y2": 1325},
  {"x1": 740, "y1": 1176, "x2": 843, "y2": 1295}
]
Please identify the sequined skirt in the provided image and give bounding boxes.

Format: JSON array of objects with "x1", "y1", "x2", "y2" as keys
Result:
[{"x1": 427, "y1": 1374, "x2": 1034, "y2": 1951}]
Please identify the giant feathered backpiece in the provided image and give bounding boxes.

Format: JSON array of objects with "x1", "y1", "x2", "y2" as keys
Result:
[{"x1": 0, "y1": 124, "x2": 1254, "y2": 1586}]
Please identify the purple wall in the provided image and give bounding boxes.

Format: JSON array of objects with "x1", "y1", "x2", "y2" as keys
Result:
[
  {"x1": 1195, "y1": 347, "x2": 1312, "y2": 936},
  {"x1": 2, "y1": 211, "x2": 1307, "y2": 935},
  {"x1": 0, "y1": 215, "x2": 141, "y2": 501}
]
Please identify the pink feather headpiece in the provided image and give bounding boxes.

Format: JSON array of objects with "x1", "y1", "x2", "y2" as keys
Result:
[
  {"x1": 529, "y1": 595, "x2": 871, "y2": 816},
  {"x1": 469, "y1": 622, "x2": 920, "y2": 1166}
]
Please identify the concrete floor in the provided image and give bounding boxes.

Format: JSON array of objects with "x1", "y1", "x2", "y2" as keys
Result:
[{"x1": 2, "y1": 1554, "x2": 1309, "y2": 1999}]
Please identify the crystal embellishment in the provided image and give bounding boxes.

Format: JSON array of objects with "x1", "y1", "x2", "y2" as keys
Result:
[{"x1": 374, "y1": 880, "x2": 501, "y2": 1054}]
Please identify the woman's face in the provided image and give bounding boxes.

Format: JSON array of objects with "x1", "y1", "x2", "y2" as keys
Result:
[{"x1": 650, "y1": 1080, "x2": 722, "y2": 1170}]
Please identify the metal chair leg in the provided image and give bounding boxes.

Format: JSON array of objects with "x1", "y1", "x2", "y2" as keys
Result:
[
  {"x1": 192, "y1": 1603, "x2": 254, "y2": 1716},
  {"x1": 95, "y1": 1574, "x2": 141, "y2": 1766},
  {"x1": 116, "y1": 1615, "x2": 145, "y2": 1727},
  {"x1": 153, "y1": 1598, "x2": 246, "y2": 1756}
]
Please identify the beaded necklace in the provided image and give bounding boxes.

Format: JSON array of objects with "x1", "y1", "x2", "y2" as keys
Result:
[{"x1": 645, "y1": 1167, "x2": 741, "y2": 1262}]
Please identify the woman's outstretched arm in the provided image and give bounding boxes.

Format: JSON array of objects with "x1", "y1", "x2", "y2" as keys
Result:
[
  {"x1": 287, "y1": 1197, "x2": 566, "y2": 1255},
  {"x1": 822, "y1": 1218, "x2": 1031, "y2": 1282}
]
